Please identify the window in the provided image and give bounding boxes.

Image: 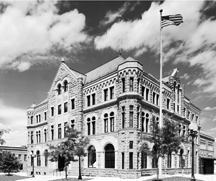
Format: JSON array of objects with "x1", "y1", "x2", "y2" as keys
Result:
[
  {"x1": 141, "y1": 151, "x2": 147, "y2": 168},
  {"x1": 110, "y1": 112, "x2": 114, "y2": 132},
  {"x1": 173, "y1": 103, "x2": 176, "y2": 112},
  {"x1": 105, "y1": 144, "x2": 115, "y2": 168},
  {"x1": 104, "y1": 88, "x2": 108, "y2": 101},
  {"x1": 39, "y1": 114, "x2": 41, "y2": 122},
  {"x1": 110, "y1": 86, "x2": 114, "y2": 100},
  {"x1": 58, "y1": 124, "x2": 61, "y2": 139},
  {"x1": 44, "y1": 129, "x2": 47, "y2": 142},
  {"x1": 129, "y1": 77, "x2": 134, "y2": 91},
  {"x1": 167, "y1": 99, "x2": 170, "y2": 109},
  {"x1": 31, "y1": 131, "x2": 34, "y2": 144},
  {"x1": 71, "y1": 120, "x2": 75, "y2": 129},
  {"x1": 63, "y1": 80, "x2": 68, "y2": 92},
  {"x1": 152, "y1": 146, "x2": 157, "y2": 168},
  {"x1": 87, "y1": 118, "x2": 91, "y2": 135},
  {"x1": 38, "y1": 131, "x2": 41, "y2": 143},
  {"x1": 24, "y1": 154, "x2": 27, "y2": 161},
  {"x1": 129, "y1": 106, "x2": 133, "y2": 128},
  {"x1": 92, "y1": 93, "x2": 96, "y2": 105},
  {"x1": 57, "y1": 84, "x2": 61, "y2": 95},
  {"x1": 129, "y1": 141, "x2": 133, "y2": 149},
  {"x1": 141, "y1": 112, "x2": 149, "y2": 133},
  {"x1": 122, "y1": 107, "x2": 125, "y2": 129},
  {"x1": 122, "y1": 78, "x2": 125, "y2": 93},
  {"x1": 88, "y1": 146, "x2": 96, "y2": 167},
  {"x1": 142, "y1": 86, "x2": 145, "y2": 97},
  {"x1": 87, "y1": 95, "x2": 90, "y2": 107},
  {"x1": 36, "y1": 115, "x2": 38, "y2": 123},
  {"x1": 122, "y1": 152, "x2": 124, "y2": 169},
  {"x1": 153, "y1": 92, "x2": 156, "y2": 104},
  {"x1": 64, "y1": 102, "x2": 68, "y2": 113},
  {"x1": 137, "y1": 78, "x2": 140, "y2": 93},
  {"x1": 71, "y1": 99, "x2": 75, "y2": 109},
  {"x1": 64, "y1": 122, "x2": 67, "y2": 137},
  {"x1": 156, "y1": 94, "x2": 159, "y2": 106},
  {"x1": 104, "y1": 113, "x2": 108, "y2": 133},
  {"x1": 167, "y1": 152, "x2": 172, "y2": 168},
  {"x1": 51, "y1": 107, "x2": 54, "y2": 117},
  {"x1": 44, "y1": 112, "x2": 47, "y2": 121},
  {"x1": 44, "y1": 150, "x2": 48, "y2": 167},
  {"x1": 58, "y1": 105, "x2": 61, "y2": 115},
  {"x1": 51, "y1": 125, "x2": 54, "y2": 140},
  {"x1": 18, "y1": 154, "x2": 21, "y2": 160},
  {"x1": 31, "y1": 116, "x2": 33, "y2": 124},
  {"x1": 92, "y1": 117, "x2": 96, "y2": 135},
  {"x1": 137, "y1": 106, "x2": 140, "y2": 129},
  {"x1": 179, "y1": 149, "x2": 184, "y2": 168},
  {"x1": 129, "y1": 152, "x2": 133, "y2": 169},
  {"x1": 146, "y1": 88, "x2": 149, "y2": 101},
  {"x1": 36, "y1": 150, "x2": 41, "y2": 166}
]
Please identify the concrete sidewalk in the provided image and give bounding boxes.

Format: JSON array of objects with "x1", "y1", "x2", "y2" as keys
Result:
[{"x1": 14, "y1": 172, "x2": 216, "y2": 181}]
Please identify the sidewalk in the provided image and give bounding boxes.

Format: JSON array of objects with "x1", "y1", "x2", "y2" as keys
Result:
[{"x1": 14, "y1": 172, "x2": 216, "y2": 181}]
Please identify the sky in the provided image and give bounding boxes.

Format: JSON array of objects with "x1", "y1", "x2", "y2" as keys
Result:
[{"x1": 0, "y1": 0, "x2": 216, "y2": 146}]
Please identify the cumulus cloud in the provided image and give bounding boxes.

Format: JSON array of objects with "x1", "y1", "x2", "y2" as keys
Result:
[
  {"x1": 204, "y1": 106, "x2": 216, "y2": 111},
  {"x1": 95, "y1": 0, "x2": 216, "y2": 97},
  {"x1": 0, "y1": 0, "x2": 90, "y2": 71},
  {"x1": 0, "y1": 98, "x2": 27, "y2": 146}
]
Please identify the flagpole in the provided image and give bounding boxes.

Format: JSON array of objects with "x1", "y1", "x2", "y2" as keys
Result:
[{"x1": 158, "y1": 9, "x2": 163, "y2": 179}]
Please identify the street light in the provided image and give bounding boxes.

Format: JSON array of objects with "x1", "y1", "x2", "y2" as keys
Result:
[
  {"x1": 31, "y1": 152, "x2": 36, "y2": 177},
  {"x1": 189, "y1": 122, "x2": 198, "y2": 181}
]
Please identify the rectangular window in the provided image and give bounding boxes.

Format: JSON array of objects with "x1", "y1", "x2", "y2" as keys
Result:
[
  {"x1": 129, "y1": 106, "x2": 133, "y2": 128},
  {"x1": 64, "y1": 122, "x2": 67, "y2": 137},
  {"x1": 58, "y1": 105, "x2": 61, "y2": 115},
  {"x1": 137, "y1": 79, "x2": 140, "y2": 93},
  {"x1": 51, "y1": 125, "x2": 54, "y2": 140},
  {"x1": 92, "y1": 121, "x2": 95, "y2": 135},
  {"x1": 146, "y1": 88, "x2": 149, "y2": 101},
  {"x1": 122, "y1": 106, "x2": 125, "y2": 129},
  {"x1": 122, "y1": 152, "x2": 124, "y2": 169},
  {"x1": 110, "y1": 117, "x2": 114, "y2": 132},
  {"x1": 173, "y1": 103, "x2": 176, "y2": 112},
  {"x1": 153, "y1": 92, "x2": 156, "y2": 104},
  {"x1": 44, "y1": 112, "x2": 47, "y2": 121},
  {"x1": 71, "y1": 120, "x2": 75, "y2": 129},
  {"x1": 87, "y1": 95, "x2": 90, "y2": 107},
  {"x1": 64, "y1": 102, "x2": 68, "y2": 113},
  {"x1": 51, "y1": 107, "x2": 54, "y2": 117},
  {"x1": 71, "y1": 98, "x2": 75, "y2": 109},
  {"x1": 167, "y1": 98, "x2": 170, "y2": 109},
  {"x1": 44, "y1": 129, "x2": 47, "y2": 142},
  {"x1": 18, "y1": 154, "x2": 21, "y2": 160},
  {"x1": 36, "y1": 115, "x2": 38, "y2": 123},
  {"x1": 129, "y1": 77, "x2": 134, "y2": 91},
  {"x1": 39, "y1": 115, "x2": 41, "y2": 122},
  {"x1": 129, "y1": 141, "x2": 133, "y2": 149},
  {"x1": 31, "y1": 116, "x2": 33, "y2": 124},
  {"x1": 31, "y1": 131, "x2": 34, "y2": 144},
  {"x1": 110, "y1": 86, "x2": 114, "y2": 100},
  {"x1": 92, "y1": 93, "x2": 96, "y2": 105},
  {"x1": 122, "y1": 78, "x2": 125, "y2": 93},
  {"x1": 142, "y1": 86, "x2": 145, "y2": 97},
  {"x1": 156, "y1": 94, "x2": 159, "y2": 106},
  {"x1": 129, "y1": 152, "x2": 133, "y2": 169},
  {"x1": 24, "y1": 154, "x2": 27, "y2": 161},
  {"x1": 104, "y1": 88, "x2": 108, "y2": 101},
  {"x1": 177, "y1": 105, "x2": 179, "y2": 113},
  {"x1": 58, "y1": 124, "x2": 61, "y2": 139}
]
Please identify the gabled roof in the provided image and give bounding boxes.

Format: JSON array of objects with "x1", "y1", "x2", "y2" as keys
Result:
[{"x1": 85, "y1": 55, "x2": 125, "y2": 83}]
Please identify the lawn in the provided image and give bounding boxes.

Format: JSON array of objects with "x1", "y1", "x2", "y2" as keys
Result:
[
  {"x1": 0, "y1": 174, "x2": 30, "y2": 181},
  {"x1": 50, "y1": 178, "x2": 91, "y2": 181},
  {"x1": 146, "y1": 177, "x2": 204, "y2": 181}
]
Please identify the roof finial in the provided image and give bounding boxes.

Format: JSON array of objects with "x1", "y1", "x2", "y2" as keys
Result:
[
  {"x1": 61, "y1": 57, "x2": 65, "y2": 63},
  {"x1": 119, "y1": 49, "x2": 122, "y2": 56}
]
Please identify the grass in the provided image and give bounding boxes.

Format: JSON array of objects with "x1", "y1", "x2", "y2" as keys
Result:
[
  {"x1": 0, "y1": 174, "x2": 30, "y2": 181},
  {"x1": 50, "y1": 178, "x2": 91, "y2": 181},
  {"x1": 146, "y1": 176, "x2": 204, "y2": 181}
]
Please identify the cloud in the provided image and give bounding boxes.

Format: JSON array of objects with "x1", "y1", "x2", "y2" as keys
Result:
[
  {"x1": 204, "y1": 106, "x2": 216, "y2": 111},
  {"x1": 0, "y1": 98, "x2": 27, "y2": 146},
  {"x1": 95, "y1": 0, "x2": 216, "y2": 97},
  {"x1": 100, "y1": 2, "x2": 130, "y2": 26},
  {"x1": 210, "y1": 127, "x2": 216, "y2": 131},
  {"x1": 181, "y1": 73, "x2": 190, "y2": 80},
  {"x1": 0, "y1": 0, "x2": 90, "y2": 72}
]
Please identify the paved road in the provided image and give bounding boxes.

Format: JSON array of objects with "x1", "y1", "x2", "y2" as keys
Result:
[{"x1": 14, "y1": 172, "x2": 216, "y2": 181}]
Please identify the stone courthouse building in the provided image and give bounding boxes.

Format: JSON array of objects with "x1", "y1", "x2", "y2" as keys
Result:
[{"x1": 26, "y1": 55, "x2": 214, "y2": 178}]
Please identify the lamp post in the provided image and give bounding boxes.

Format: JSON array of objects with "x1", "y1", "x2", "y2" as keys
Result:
[
  {"x1": 31, "y1": 152, "x2": 35, "y2": 177},
  {"x1": 189, "y1": 122, "x2": 198, "y2": 181}
]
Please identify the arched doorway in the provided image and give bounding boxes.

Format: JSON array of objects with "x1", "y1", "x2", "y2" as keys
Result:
[
  {"x1": 88, "y1": 146, "x2": 96, "y2": 167},
  {"x1": 105, "y1": 144, "x2": 115, "y2": 168},
  {"x1": 36, "y1": 150, "x2": 41, "y2": 166},
  {"x1": 58, "y1": 154, "x2": 65, "y2": 171},
  {"x1": 152, "y1": 145, "x2": 157, "y2": 168},
  {"x1": 179, "y1": 149, "x2": 184, "y2": 168}
]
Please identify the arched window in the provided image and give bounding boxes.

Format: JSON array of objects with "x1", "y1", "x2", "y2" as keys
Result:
[
  {"x1": 44, "y1": 150, "x2": 48, "y2": 167},
  {"x1": 167, "y1": 152, "x2": 172, "y2": 168},
  {"x1": 156, "y1": 117, "x2": 159, "y2": 125},
  {"x1": 63, "y1": 80, "x2": 68, "y2": 92},
  {"x1": 57, "y1": 84, "x2": 61, "y2": 95},
  {"x1": 36, "y1": 150, "x2": 41, "y2": 166},
  {"x1": 179, "y1": 149, "x2": 184, "y2": 168},
  {"x1": 110, "y1": 112, "x2": 114, "y2": 132},
  {"x1": 141, "y1": 143, "x2": 148, "y2": 169},
  {"x1": 88, "y1": 146, "x2": 96, "y2": 167},
  {"x1": 104, "y1": 113, "x2": 108, "y2": 133},
  {"x1": 105, "y1": 144, "x2": 115, "y2": 168},
  {"x1": 141, "y1": 112, "x2": 145, "y2": 131},
  {"x1": 87, "y1": 118, "x2": 91, "y2": 135},
  {"x1": 92, "y1": 116, "x2": 96, "y2": 135},
  {"x1": 152, "y1": 146, "x2": 157, "y2": 168}
]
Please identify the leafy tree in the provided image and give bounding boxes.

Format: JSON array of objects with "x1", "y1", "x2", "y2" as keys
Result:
[
  {"x1": 0, "y1": 151, "x2": 21, "y2": 175},
  {"x1": 0, "y1": 129, "x2": 9, "y2": 145},
  {"x1": 48, "y1": 127, "x2": 89, "y2": 180},
  {"x1": 140, "y1": 115, "x2": 182, "y2": 180}
]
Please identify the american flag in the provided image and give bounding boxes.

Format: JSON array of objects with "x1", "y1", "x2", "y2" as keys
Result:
[{"x1": 161, "y1": 14, "x2": 183, "y2": 29}]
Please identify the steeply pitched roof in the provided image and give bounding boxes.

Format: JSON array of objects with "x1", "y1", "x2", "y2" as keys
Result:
[{"x1": 85, "y1": 55, "x2": 125, "y2": 83}]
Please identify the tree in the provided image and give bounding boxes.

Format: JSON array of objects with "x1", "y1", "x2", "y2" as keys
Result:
[
  {"x1": 0, "y1": 151, "x2": 21, "y2": 175},
  {"x1": 48, "y1": 127, "x2": 89, "y2": 180},
  {"x1": 0, "y1": 129, "x2": 9, "y2": 145},
  {"x1": 140, "y1": 115, "x2": 182, "y2": 181}
]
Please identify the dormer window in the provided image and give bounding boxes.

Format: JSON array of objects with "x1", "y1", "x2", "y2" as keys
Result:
[
  {"x1": 57, "y1": 84, "x2": 61, "y2": 95},
  {"x1": 63, "y1": 80, "x2": 68, "y2": 92}
]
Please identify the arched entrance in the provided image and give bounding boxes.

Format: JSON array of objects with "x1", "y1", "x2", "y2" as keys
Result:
[
  {"x1": 105, "y1": 144, "x2": 115, "y2": 168},
  {"x1": 88, "y1": 145, "x2": 96, "y2": 167}
]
